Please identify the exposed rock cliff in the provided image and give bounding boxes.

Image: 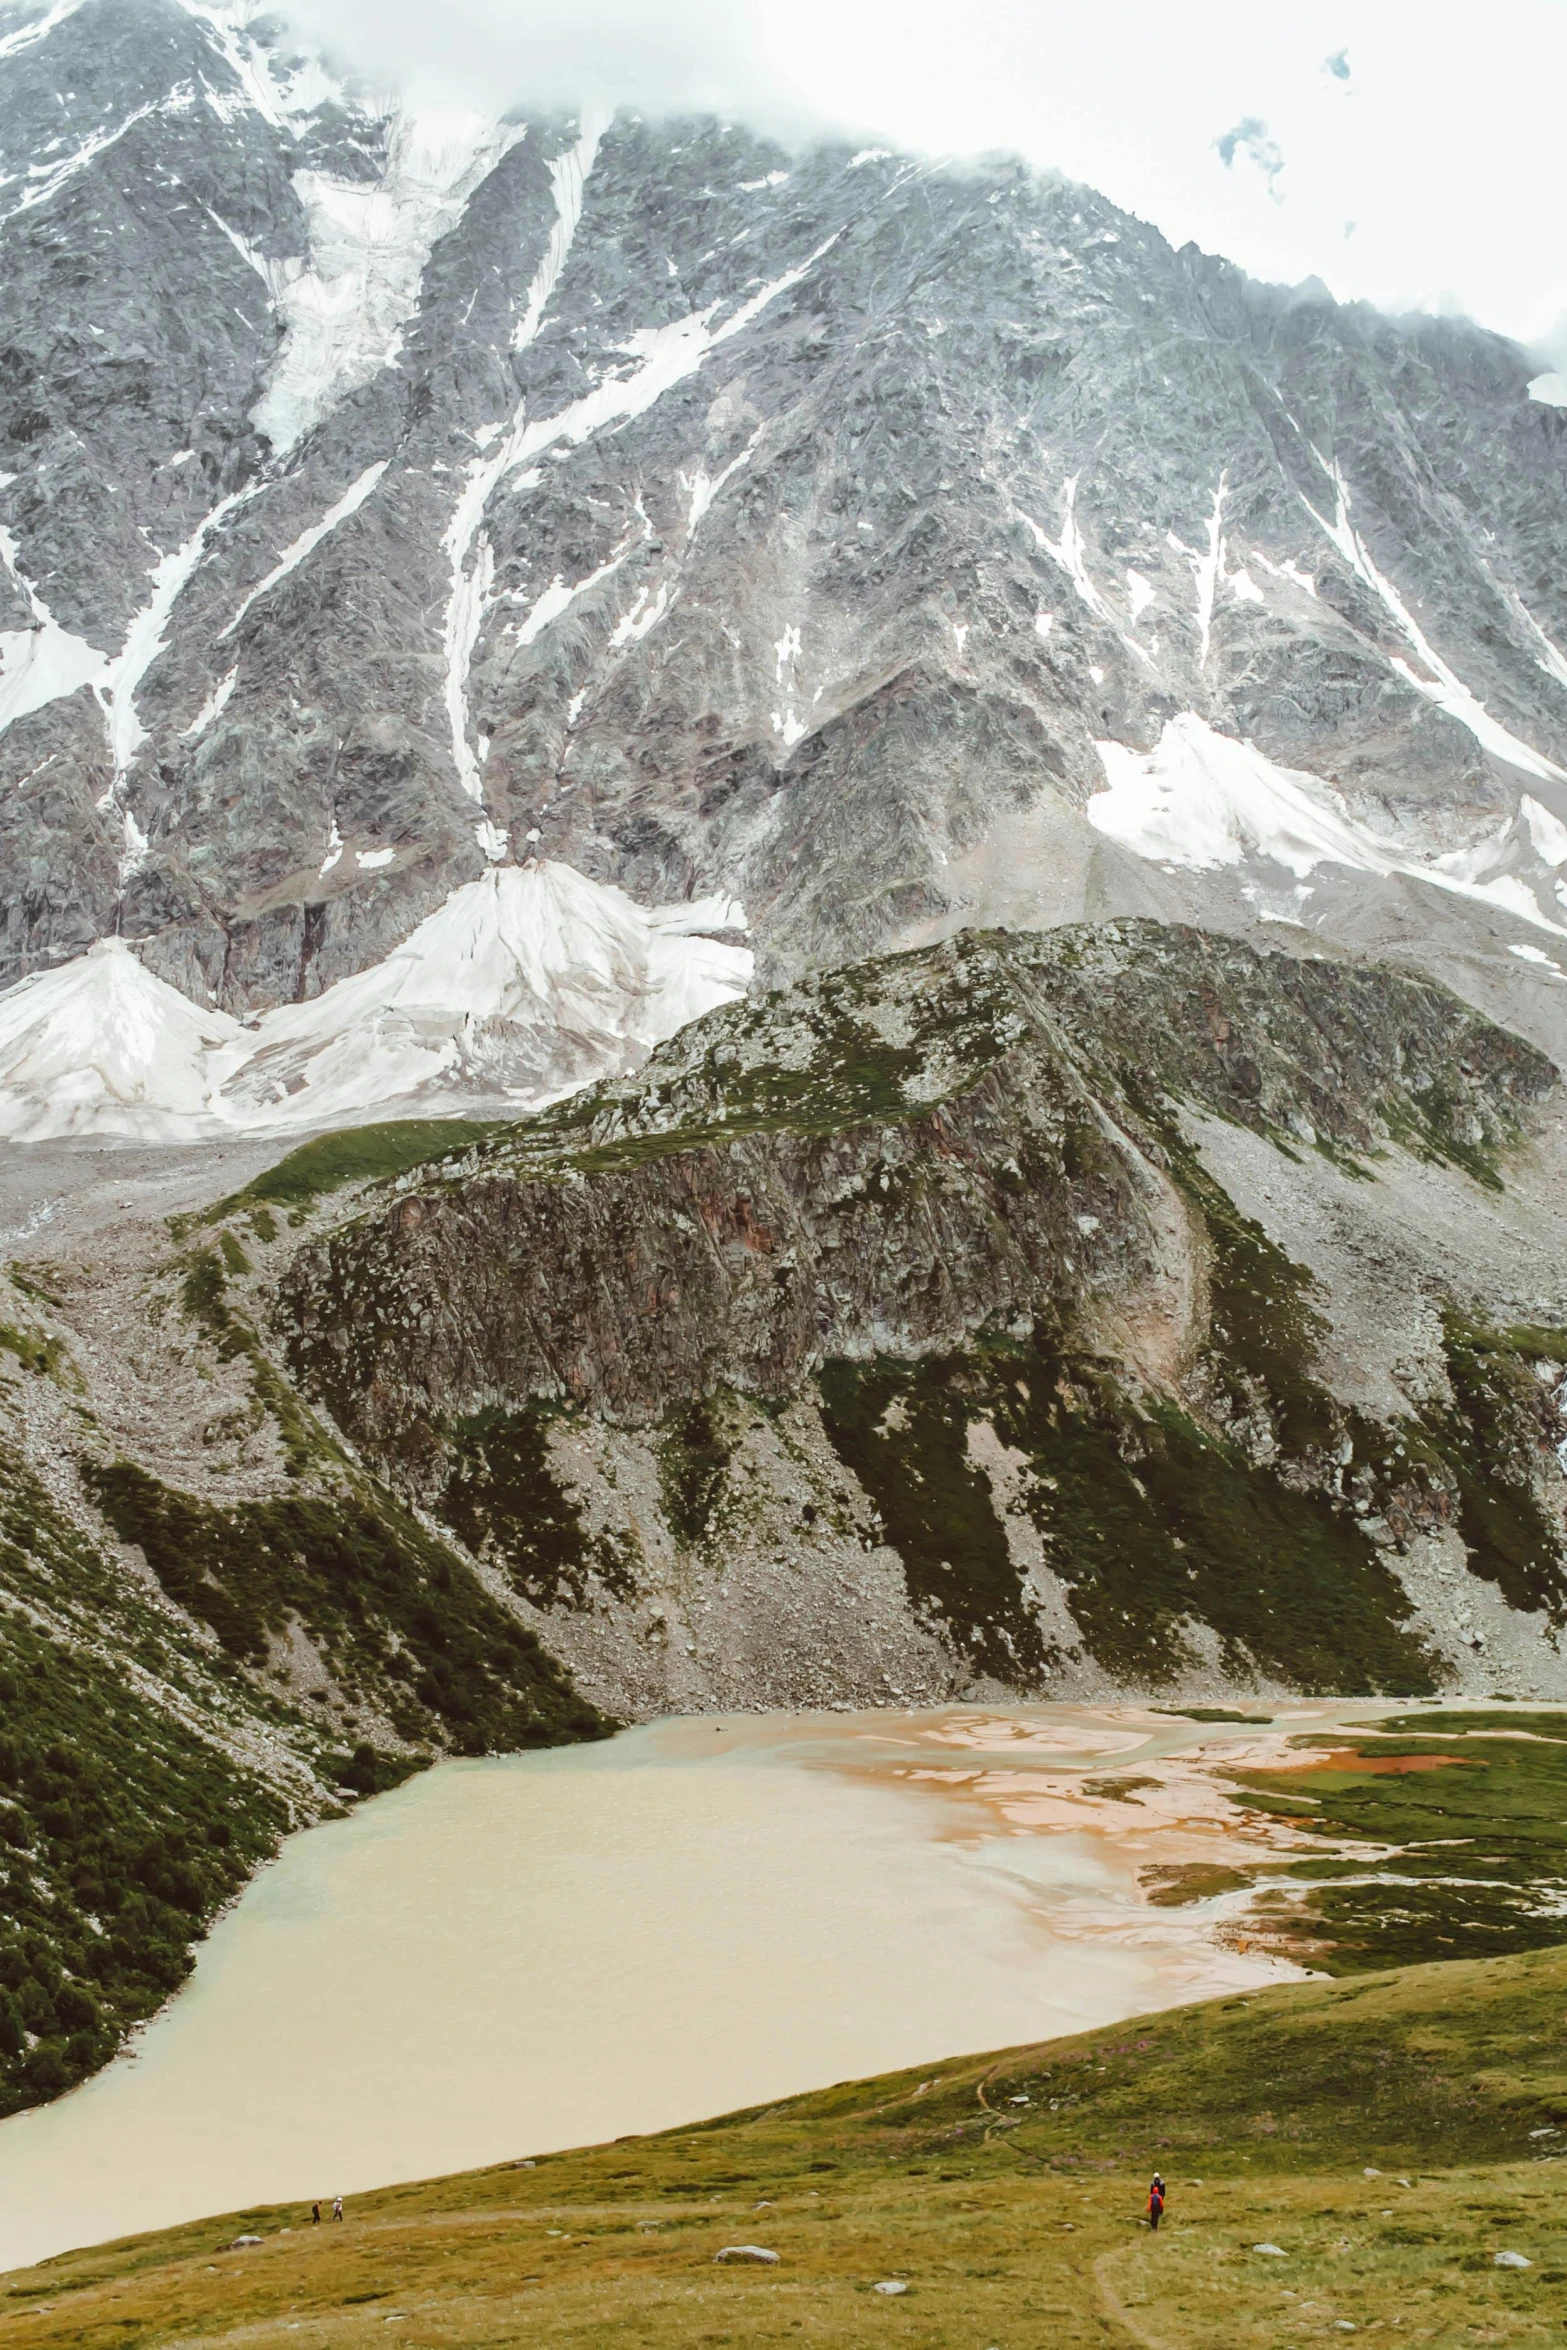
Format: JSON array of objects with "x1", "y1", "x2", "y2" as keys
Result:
[{"x1": 274, "y1": 922, "x2": 1567, "y2": 1712}]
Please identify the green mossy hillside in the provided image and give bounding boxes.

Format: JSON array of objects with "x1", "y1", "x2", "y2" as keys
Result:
[
  {"x1": 82, "y1": 1457, "x2": 609, "y2": 1756},
  {"x1": 826, "y1": 1939, "x2": 1567, "y2": 2178},
  {"x1": 0, "y1": 1445, "x2": 289, "y2": 2118},
  {"x1": 816, "y1": 1218, "x2": 1563, "y2": 1692},
  {"x1": 0, "y1": 1632, "x2": 283, "y2": 2119},
  {"x1": 0, "y1": 1232, "x2": 613, "y2": 2121},
  {"x1": 137, "y1": 1237, "x2": 612, "y2": 1743}
]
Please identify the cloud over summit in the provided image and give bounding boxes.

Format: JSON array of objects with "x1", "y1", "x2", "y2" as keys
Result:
[
  {"x1": 276, "y1": 0, "x2": 1567, "y2": 367},
  {"x1": 278, "y1": 0, "x2": 823, "y2": 135}
]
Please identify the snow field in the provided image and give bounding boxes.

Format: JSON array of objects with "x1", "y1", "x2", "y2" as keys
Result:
[
  {"x1": 1089, "y1": 713, "x2": 1567, "y2": 940},
  {"x1": 0, "y1": 865, "x2": 753, "y2": 1143}
]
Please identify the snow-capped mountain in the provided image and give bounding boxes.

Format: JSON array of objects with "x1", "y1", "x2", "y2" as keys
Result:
[
  {"x1": 1, "y1": 0, "x2": 1566, "y2": 1135},
  {"x1": 8, "y1": 1, "x2": 1567, "y2": 2130}
]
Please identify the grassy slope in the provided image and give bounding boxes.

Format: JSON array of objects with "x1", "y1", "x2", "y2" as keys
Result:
[
  {"x1": 0, "y1": 1432, "x2": 300, "y2": 2119},
  {"x1": 0, "y1": 1248, "x2": 609, "y2": 2125},
  {"x1": 12, "y1": 1944, "x2": 1567, "y2": 2347}
]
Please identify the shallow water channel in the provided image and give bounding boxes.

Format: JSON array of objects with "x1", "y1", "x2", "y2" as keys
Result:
[{"x1": 0, "y1": 1699, "x2": 1394, "y2": 2269}]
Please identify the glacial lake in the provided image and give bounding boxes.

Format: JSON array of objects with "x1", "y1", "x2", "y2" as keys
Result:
[{"x1": 0, "y1": 1700, "x2": 1396, "y2": 2271}]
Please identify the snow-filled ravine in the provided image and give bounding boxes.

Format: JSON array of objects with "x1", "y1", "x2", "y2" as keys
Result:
[
  {"x1": 0, "y1": 863, "x2": 751, "y2": 1142},
  {"x1": 0, "y1": 1698, "x2": 1410, "y2": 2271},
  {"x1": 1087, "y1": 712, "x2": 1567, "y2": 951}
]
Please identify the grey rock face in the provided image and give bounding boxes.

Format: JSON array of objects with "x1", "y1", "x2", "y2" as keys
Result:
[
  {"x1": 0, "y1": 2, "x2": 1564, "y2": 1079},
  {"x1": 283, "y1": 920, "x2": 1556, "y2": 1436},
  {"x1": 275, "y1": 923, "x2": 1567, "y2": 1703}
]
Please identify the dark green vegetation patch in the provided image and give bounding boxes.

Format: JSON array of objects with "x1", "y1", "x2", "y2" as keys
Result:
[
  {"x1": 819, "y1": 1349, "x2": 1052, "y2": 1683},
  {"x1": 0, "y1": 1635, "x2": 281, "y2": 2117},
  {"x1": 439, "y1": 1406, "x2": 634, "y2": 1605},
  {"x1": 1424, "y1": 1316, "x2": 1567, "y2": 1618},
  {"x1": 820, "y1": 1329, "x2": 1438, "y2": 1692},
  {"x1": 0, "y1": 1446, "x2": 286, "y2": 2117},
  {"x1": 656, "y1": 1397, "x2": 737, "y2": 1552},
  {"x1": 82, "y1": 1458, "x2": 608, "y2": 1755},
  {"x1": 1230, "y1": 1711, "x2": 1567, "y2": 1973},
  {"x1": 1171, "y1": 1141, "x2": 1338, "y2": 1459},
  {"x1": 0, "y1": 1320, "x2": 71, "y2": 1382},
  {"x1": 196, "y1": 1119, "x2": 506, "y2": 1225}
]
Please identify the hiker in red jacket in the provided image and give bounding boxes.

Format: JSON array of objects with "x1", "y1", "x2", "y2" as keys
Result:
[{"x1": 1147, "y1": 2174, "x2": 1166, "y2": 2232}]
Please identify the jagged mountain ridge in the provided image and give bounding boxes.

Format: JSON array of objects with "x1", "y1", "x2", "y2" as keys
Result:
[{"x1": 1, "y1": 0, "x2": 1567, "y2": 1127}]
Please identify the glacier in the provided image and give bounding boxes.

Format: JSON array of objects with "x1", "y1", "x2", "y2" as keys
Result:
[
  {"x1": 254, "y1": 110, "x2": 527, "y2": 457},
  {"x1": 1090, "y1": 714, "x2": 1567, "y2": 939},
  {"x1": 0, "y1": 866, "x2": 753, "y2": 1143}
]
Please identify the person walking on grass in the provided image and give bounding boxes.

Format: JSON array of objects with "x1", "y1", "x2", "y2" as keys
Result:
[
  {"x1": 332, "y1": 2196, "x2": 343, "y2": 2222},
  {"x1": 311, "y1": 2201, "x2": 320, "y2": 2226},
  {"x1": 1147, "y1": 2174, "x2": 1166, "y2": 2233}
]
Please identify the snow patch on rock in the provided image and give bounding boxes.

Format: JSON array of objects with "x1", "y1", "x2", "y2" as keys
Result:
[
  {"x1": 0, "y1": 937, "x2": 242, "y2": 1142},
  {"x1": 222, "y1": 863, "x2": 752, "y2": 1129},
  {"x1": 1090, "y1": 714, "x2": 1399, "y2": 880},
  {"x1": 0, "y1": 0, "x2": 87, "y2": 64},
  {"x1": 441, "y1": 117, "x2": 603, "y2": 850},
  {"x1": 254, "y1": 110, "x2": 524, "y2": 456},
  {"x1": 1302, "y1": 458, "x2": 1567, "y2": 783},
  {"x1": 184, "y1": 664, "x2": 238, "y2": 738},
  {"x1": 0, "y1": 526, "x2": 106, "y2": 732},
  {"x1": 99, "y1": 487, "x2": 254, "y2": 776},
  {"x1": 0, "y1": 865, "x2": 753, "y2": 1142},
  {"x1": 1090, "y1": 714, "x2": 1567, "y2": 942},
  {"x1": 221, "y1": 461, "x2": 386, "y2": 637}
]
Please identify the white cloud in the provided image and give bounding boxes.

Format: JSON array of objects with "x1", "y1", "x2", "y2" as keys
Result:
[
  {"x1": 284, "y1": 0, "x2": 811, "y2": 133},
  {"x1": 279, "y1": 0, "x2": 1567, "y2": 364}
]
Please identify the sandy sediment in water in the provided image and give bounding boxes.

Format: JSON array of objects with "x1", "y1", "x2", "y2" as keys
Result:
[
  {"x1": 789, "y1": 1700, "x2": 1402, "y2": 1989},
  {"x1": 0, "y1": 1698, "x2": 1407, "y2": 2271}
]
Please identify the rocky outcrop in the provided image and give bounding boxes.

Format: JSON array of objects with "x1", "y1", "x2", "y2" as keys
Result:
[
  {"x1": 285, "y1": 921, "x2": 1550, "y2": 1432},
  {"x1": 274, "y1": 923, "x2": 1567, "y2": 1710}
]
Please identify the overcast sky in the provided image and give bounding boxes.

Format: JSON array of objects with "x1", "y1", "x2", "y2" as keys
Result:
[{"x1": 289, "y1": 0, "x2": 1567, "y2": 364}]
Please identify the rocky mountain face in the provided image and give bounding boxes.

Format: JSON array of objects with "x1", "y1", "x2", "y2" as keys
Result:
[
  {"x1": 269, "y1": 920, "x2": 1567, "y2": 1714},
  {"x1": 3, "y1": 0, "x2": 1567, "y2": 2118},
  {"x1": 0, "y1": 0, "x2": 1566, "y2": 1134}
]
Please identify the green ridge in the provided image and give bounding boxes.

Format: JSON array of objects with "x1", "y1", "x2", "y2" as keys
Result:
[
  {"x1": 0, "y1": 1446, "x2": 288, "y2": 2117},
  {"x1": 82, "y1": 1458, "x2": 609, "y2": 1756}
]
